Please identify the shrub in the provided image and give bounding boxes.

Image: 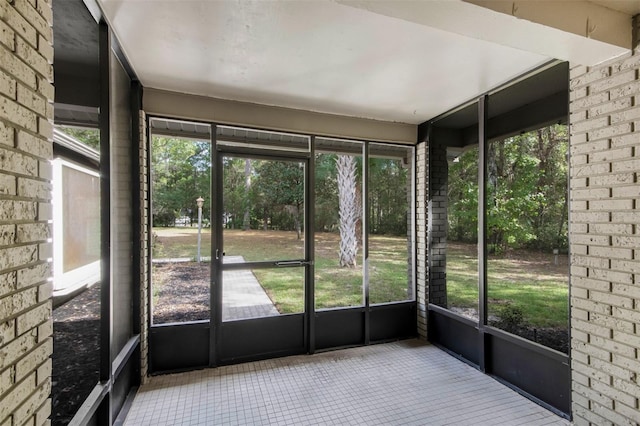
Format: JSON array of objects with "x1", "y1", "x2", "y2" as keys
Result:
[{"x1": 498, "y1": 304, "x2": 524, "y2": 330}]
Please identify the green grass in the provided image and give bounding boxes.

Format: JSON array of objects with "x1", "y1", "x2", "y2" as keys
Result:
[
  {"x1": 446, "y1": 242, "x2": 569, "y2": 328},
  {"x1": 151, "y1": 228, "x2": 568, "y2": 326},
  {"x1": 152, "y1": 228, "x2": 411, "y2": 312},
  {"x1": 153, "y1": 227, "x2": 213, "y2": 258}
]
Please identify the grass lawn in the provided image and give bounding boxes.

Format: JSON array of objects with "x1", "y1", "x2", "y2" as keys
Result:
[
  {"x1": 446, "y1": 242, "x2": 569, "y2": 328},
  {"x1": 151, "y1": 228, "x2": 568, "y2": 327},
  {"x1": 153, "y1": 227, "x2": 213, "y2": 259},
  {"x1": 152, "y1": 228, "x2": 411, "y2": 312}
]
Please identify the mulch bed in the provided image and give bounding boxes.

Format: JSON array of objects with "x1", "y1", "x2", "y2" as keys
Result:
[
  {"x1": 152, "y1": 262, "x2": 210, "y2": 324},
  {"x1": 50, "y1": 262, "x2": 210, "y2": 423},
  {"x1": 450, "y1": 307, "x2": 569, "y2": 354},
  {"x1": 52, "y1": 283, "x2": 101, "y2": 426},
  {"x1": 494, "y1": 323, "x2": 570, "y2": 354}
]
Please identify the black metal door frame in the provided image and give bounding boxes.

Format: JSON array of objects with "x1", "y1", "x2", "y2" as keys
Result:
[
  {"x1": 212, "y1": 140, "x2": 312, "y2": 365},
  {"x1": 146, "y1": 119, "x2": 418, "y2": 373}
]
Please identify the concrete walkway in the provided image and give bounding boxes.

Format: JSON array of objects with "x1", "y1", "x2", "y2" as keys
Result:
[
  {"x1": 124, "y1": 339, "x2": 570, "y2": 426},
  {"x1": 154, "y1": 255, "x2": 280, "y2": 322},
  {"x1": 222, "y1": 256, "x2": 280, "y2": 321}
]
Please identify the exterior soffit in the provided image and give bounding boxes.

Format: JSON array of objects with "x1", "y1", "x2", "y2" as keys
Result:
[
  {"x1": 466, "y1": 0, "x2": 634, "y2": 49},
  {"x1": 340, "y1": 0, "x2": 631, "y2": 65}
]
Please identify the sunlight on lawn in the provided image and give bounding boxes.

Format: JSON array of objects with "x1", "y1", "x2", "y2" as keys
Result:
[
  {"x1": 254, "y1": 268, "x2": 305, "y2": 314},
  {"x1": 152, "y1": 228, "x2": 412, "y2": 312},
  {"x1": 153, "y1": 227, "x2": 212, "y2": 258},
  {"x1": 152, "y1": 228, "x2": 567, "y2": 327},
  {"x1": 446, "y1": 242, "x2": 569, "y2": 328}
]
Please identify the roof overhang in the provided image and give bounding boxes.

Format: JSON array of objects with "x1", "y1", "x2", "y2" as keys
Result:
[{"x1": 55, "y1": 0, "x2": 639, "y2": 130}]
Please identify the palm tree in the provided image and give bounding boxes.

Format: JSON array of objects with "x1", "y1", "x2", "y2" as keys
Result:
[
  {"x1": 336, "y1": 155, "x2": 359, "y2": 267},
  {"x1": 242, "y1": 159, "x2": 251, "y2": 230}
]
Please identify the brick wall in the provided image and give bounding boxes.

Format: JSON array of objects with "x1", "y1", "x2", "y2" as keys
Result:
[
  {"x1": 0, "y1": 0, "x2": 54, "y2": 425},
  {"x1": 569, "y1": 16, "x2": 640, "y2": 425},
  {"x1": 416, "y1": 141, "x2": 427, "y2": 338},
  {"x1": 428, "y1": 142, "x2": 448, "y2": 307},
  {"x1": 407, "y1": 150, "x2": 414, "y2": 299},
  {"x1": 138, "y1": 110, "x2": 148, "y2": 383}
]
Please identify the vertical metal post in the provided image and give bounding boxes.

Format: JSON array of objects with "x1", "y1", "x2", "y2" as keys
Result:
[
  {"x1": 363, "y1": 142, "x2": 370, "y2": 345},
  {"x1": 478, "y1": 95, "x2": 489, "y2": 372},
  {"x1": 98, "y1": 20, "x2": 113, "y2": 424},
  {"x1": 210, "y1": 124, "x2": 220, "y2": 367},
  {"x1": 307, "y1": 136, "x2": 315, "y2": 354},
  {"x1": 130, "y1": 81, "x2": 142, "y2": 386}
]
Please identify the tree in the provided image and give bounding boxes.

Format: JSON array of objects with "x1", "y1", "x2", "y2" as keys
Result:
[
  {"x1": 242, "y1": 159, "x2": 252, "y2": 230},
  {"x1": 369, "y1": 157, "x2": 408, "y2": 235},
  {"x1": 447, "y1": 124, "x2": 568, "y2": 253},
  {"x1": 448, "y1": 148, "x2": 479, "y2": 243},
  {"x1": 314, "y1": 153, "x2": 339, "y2": 232},
  {"x1": 58, "y1": 126, "x2": 100, "y2": 150},
  {"x1": 336, "y1": 155, "x2": 359, "y2": 267},
  {"x1": 151, "y1": 137, "x2": 210, "y2": 226},
  {"x1": 222, "y1": 157, "x2": 250, "y2": 229},
  {"x1": 254, "y1": 160, "x2": 304, "y2": 238}
]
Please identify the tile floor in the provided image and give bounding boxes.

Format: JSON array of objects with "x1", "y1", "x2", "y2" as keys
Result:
[{"x1": 124, "y1": 340, "x2": 570, "y2": 425}]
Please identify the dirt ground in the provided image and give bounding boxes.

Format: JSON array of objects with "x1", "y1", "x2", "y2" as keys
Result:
[{"x1": 52, "y1": 283, "x2": 101, "y2": 426}]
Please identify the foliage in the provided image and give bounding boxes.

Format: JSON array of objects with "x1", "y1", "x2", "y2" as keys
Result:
[
  {"x1": 151, "y1": 136, "x2": 210, "y2": 226},
  {"x1": 152, "y1": 139, "x2": 411, "y2": 266},
  {"x1": 369, "y1": 157, "x2": 409, "y2": 235},
  {"x1": 221, "y1": 158, "x2": 305, "y2": 236},
  {"x1": 448, "y1": 149, "x2": 479, "y2": 243},
  {"x1": 496, "y1": 304, "x2": 524, "y2": 330},
  {"x1": 58, "y1": 126, "x2": 100, "y2": 150},
  {"x1": 222, "y1": 157, "x2": 249, "y2": 229},
  {"x1": 254, "y1": 160, "x2": 304, "y2": 238},
  {"x1": 314, "y1": 153, "x2": 340, "y2": 232},
  {"x1": 448, "y1": 124, "x2": 568, "y2": 252}
]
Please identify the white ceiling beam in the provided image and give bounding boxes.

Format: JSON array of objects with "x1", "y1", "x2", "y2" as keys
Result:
[
  {"x1": 465, "y1": 0, "x2": 632, "y2": 48},
  {"x1": 337, "y1": 0, "x2": 631, "y2": 66}
]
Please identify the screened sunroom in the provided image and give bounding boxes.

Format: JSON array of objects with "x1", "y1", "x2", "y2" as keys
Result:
[{"x1": 3, "y1": 0, "x2": 637, "y2": 425}]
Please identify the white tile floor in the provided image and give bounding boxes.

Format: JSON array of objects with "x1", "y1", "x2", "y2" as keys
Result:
[{"x1": 124, "y1": 340, "x2": 570, "y2": 425}]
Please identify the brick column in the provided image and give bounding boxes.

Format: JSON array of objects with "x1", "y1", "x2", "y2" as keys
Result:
[
  {"x1": 569, "y1": 15, "x2": 640, "y2": 425},
  {"x1": 428, "y1": 142, "x2": 448, "y2": 307},
  {"x1": 138, "y1": 110, "x2": 149, "y2": 383},
  {"x1": 416, "y1": 141, "x2": 428, "y2": 338},
  {"x1": 0, "y1": 0, "x2": 54, "y2": 424}
]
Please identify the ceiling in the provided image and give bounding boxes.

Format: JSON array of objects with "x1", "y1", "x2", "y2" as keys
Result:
[{"x1": 90, "y1": 0, "x2": 636, "y2": 125}]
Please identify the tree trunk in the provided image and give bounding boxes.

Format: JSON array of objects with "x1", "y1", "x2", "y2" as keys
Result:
[
  {"x1": 284, "y1": 204, "x2": 302, "y2": 240},
  {"x1": 294, "y1": 206, "x2": 301, "y2": 240},
  {"x1": 243, "y1": 159, "x2": 251, "y2": 230},
  {"x1": 336, "y1": 155, "x2": 358, "y2": 268},
  {"x1": 263, "y1": 207, "x2": 268, "y2": 231}
]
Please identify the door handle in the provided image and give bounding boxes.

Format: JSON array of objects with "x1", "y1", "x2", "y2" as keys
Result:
[{"x1": 275, "y1": 260, "x2": 313, "y2": 267}]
